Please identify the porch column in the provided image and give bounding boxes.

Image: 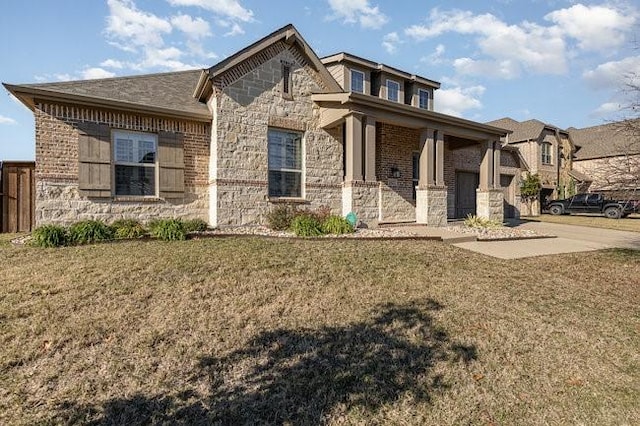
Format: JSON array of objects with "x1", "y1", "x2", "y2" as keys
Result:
[
  {"x1": 479, "y1": 140, "x2": 494, "y2": 190},
  {"x1": 477, "y1": 140, "x2": 504, "y2": 222},
  {"x1": 364, "y1": 117, "x2": 377, "y2": 182},
  {"x1": 493, "y1": 141, "x2": 501, "y2": 189},
  {"x1": 344, "y1": 112, "x2": 363, "y2": 182},
  {"x1": 435, "y1": 130, "x2": 445, "y2": 186},
  {"x1": 416, "y1": 128, "x2": 447, "y2": 226}
]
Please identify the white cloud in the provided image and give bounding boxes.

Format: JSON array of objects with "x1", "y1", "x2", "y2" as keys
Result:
[
  {"x1": 167, "y1": 0, "x2": 253, "y2": 22},
  {"x1": 591, "y1": 101, "x2": 623, "y2": 117},
  {"x1": 170, "y1": 13, "x2": 211, "y2": 39},
  {"x1": 224, "y1": 22, "x2": 244, "y2": 37},
  {"x1": 382, "y1": 32, "x2": 400, "y2": 54},
  {"x1": 327, "y1": 0, "x2": 388, "y2": 29},
  {"x1": 100, "y1": 59, "x2": 126, "y2": 69},
  {"x1": 583, "y1": 56, "x2": 640, "y2": 90},
  {"x1": 421, "y1": 44, "x2": 445, "y2": 64},
  {"x1": 81, "y1": 67, "x2": 117, "y2": 80},
  {"x1": 106, "y1": 0, "x2": 172, "y2": 50},
  {"x1": 453, "y1": 57, "x2": 520, "y2": 79},
  {"x1": 405, "y1": 9, "x2": 567, "y2": 78},
  {"x1": 545, "y1": 4, "x2": 636, "y2": 51},
  {"x1": 435, "y1": 85, "x2": 485, "y2": 117},
  {"x1": 0, "y1": 115, "x2": 17, "y2": 125}
]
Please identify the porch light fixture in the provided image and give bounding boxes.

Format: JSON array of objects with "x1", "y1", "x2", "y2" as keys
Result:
[{"x1": 390, "y1": 166, "x2": 401, "y2": 178}]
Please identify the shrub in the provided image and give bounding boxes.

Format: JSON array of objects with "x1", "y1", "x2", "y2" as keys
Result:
[
  {"x1": 183, "y1": 218, "x2": 208, "y2": 233},
  {"x1": 30, "y1": 225, "x2": 68, "y2": 248},
  {"x1": 68, "y1": 220, "x2": 114, "y2": 245},
  {"x1": 266, "y1": 205, "x2": 298, "y2": 231},
  {"x1": 150, "y1": 218, "x2": 186, "y2": 241},
  {"x1": 290, "y1": 214, "x2": 324, "y2": 237},
  {"x1": 322, "y1": 215, "x2": 354, "y2": 235},
  {"x1": 463, "y1": 214, "x2": 502, "y2": 229},
  {"x1": 111, "y1": 219, "x2": 147, "y2": 239}
]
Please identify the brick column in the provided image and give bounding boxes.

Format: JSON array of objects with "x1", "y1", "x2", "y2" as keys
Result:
[{"x1": 477, "y1": 140, "x2": 503, "y2": 222}]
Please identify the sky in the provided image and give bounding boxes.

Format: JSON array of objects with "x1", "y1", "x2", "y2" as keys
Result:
[{"x1": 1, "y1": 0, "x2": 638, "y2": 160}]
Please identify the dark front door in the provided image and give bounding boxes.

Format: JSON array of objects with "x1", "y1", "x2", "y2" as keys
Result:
[
  {"x1": 456, "y1": 171, "x2": 479, "y2": 218},
  {"x1": 501, "y1": 174, "x2": 515, "y2": 218}
]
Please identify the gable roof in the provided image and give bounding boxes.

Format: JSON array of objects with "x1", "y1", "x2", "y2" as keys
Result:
[
  {"x1": 486, "y1": 117, "x2": 567, "y2": 143},
  {"x1": 194, "y1": 24, "x2": 342, "y2": 101},
  {"x1": 4, "y1": 70, "x2": 211, "y2": 121},
  {"x1": 569, "y1": 121, "x2": 640, "y2": 160}
]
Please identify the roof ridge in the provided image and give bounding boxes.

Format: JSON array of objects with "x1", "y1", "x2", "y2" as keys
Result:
[{"x1": 23, "y1": 68, "x2": 203, "y2": 88}]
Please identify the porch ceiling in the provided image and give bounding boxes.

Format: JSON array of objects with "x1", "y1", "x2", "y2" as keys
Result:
[{"x1": 312, "y1": 92, "x2": 511, "y2": 141}]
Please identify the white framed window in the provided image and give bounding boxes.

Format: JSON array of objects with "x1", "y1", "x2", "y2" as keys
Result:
[
  {"x1": 268, "y1": 128, "x2": 303, "y2": 198},
  {"x1": 113, "y1": 130, "x2": 157, "y2": 196},
  {"x1": 350, "y1": 69, "x2": 364, "y2": 93},
  {"x1": 418, "y1": 89, "x2": 430, "y2": 109},
  {"x1": 386, "y1": 79, "x2": 400, "y2": 102},
  {"x1": 541, "y1": 142, "x2": 552, "y2": 165}
]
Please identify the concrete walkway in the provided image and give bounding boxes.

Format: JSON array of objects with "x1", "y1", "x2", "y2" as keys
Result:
[{"x1": 454, "y1": 221, "x2": 640, "y2": 259}]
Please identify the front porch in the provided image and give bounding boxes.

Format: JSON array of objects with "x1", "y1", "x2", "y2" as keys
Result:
[{"x1": 312, "y1": 92, "x2": 509, "y2": 226}]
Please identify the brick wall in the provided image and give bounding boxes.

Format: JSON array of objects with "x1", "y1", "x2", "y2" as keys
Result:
[{"x1": 34, "y1": 102, "x2": 211, "y2": 225}]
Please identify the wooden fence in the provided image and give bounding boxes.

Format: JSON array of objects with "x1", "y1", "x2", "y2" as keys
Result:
[{"x1": 0, "y1": 161, "x2": 36, "y2": 233}]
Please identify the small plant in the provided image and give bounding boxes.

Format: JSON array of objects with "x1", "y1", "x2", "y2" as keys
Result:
[
  {"x1": 266, "y1": 205, "x2": 299, "y2": 231},
  {"x1": 290, "y1": 214, "x2": 324, "y2": 237},
  {"x1": 322, "y1": 215, "x2": 354, "y2": 235},
  {"x1": 68, "y1": 220, "x2": 114, "y2": 245},
  {"x1": 111, "y1": 219, "x2": 147, "y2": 239},
  {"x1": 183, "y1": 218, "x2": 208, "y2": 233},
  {"x1": 150, "y1": 218, "x2": 186, "y2": 241},
  {"x1": 30, "y1": 224, "x2": 68, "y2": 247},
  {"x1": 463, "y1": 214, "x2": 502, "y2": 229}
]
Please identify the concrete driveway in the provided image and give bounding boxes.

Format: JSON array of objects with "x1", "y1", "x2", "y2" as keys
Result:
[{"x1": 454, "y1": 220, "x2": 640, "y2": 259}]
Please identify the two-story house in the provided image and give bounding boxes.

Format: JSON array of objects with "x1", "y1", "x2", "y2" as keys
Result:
[{"x1": 4, "y1": 24, "x2": 515, "y2": 227}]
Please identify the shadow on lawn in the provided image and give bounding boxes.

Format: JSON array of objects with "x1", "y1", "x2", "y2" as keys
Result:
[{"x1": 53, "y1": 299, "x2": 477, "y2": 425}]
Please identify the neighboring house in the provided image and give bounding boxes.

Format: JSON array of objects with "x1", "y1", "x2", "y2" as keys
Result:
[
  {"x1": 569, "y1": 121, "x2": 640, "y2": 197},
  {"x1": 486, "y1": 117, "x2": 577, "y2": 211},
  {"x1": 4, "y1": 24, "x2": 513, "y2": 228}
]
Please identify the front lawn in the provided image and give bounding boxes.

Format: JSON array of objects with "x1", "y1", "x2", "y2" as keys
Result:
[
  {"x1": 1, "y1": 238, "x2": 638, "y2": 424},
  {"x1": 526, "y1": 213, "x2": 640, "y2": 233}
]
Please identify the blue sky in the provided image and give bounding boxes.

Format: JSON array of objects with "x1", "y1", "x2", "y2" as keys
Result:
[{"x1": 1, "y1": 0, "x2": 638, "y2": 160}]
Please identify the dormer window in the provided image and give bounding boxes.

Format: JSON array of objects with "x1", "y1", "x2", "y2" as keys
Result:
[
  {"x1": 350, "y1": 69, "x2": 364, "y2": 93},
  {"x1": 386, "y1": 79, "x2": 399, "y2": 102},
  {"x1": 418, "y1": 89, "x2": 430, "y2": 109}
]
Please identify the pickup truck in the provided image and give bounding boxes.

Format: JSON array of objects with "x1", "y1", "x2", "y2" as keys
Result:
[{"x1": 545, "y1": 193, "x2": 640, "y2": 219}]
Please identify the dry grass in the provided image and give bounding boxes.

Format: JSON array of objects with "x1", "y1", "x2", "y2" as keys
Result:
[
  {"x1": 528, "y1": 213, "x2": 640, "y2": 233},
  {"x1": 1, "y1": 237, "x2": 638, "y2": 425}
]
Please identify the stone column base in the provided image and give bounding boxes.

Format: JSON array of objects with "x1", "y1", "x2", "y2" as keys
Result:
[
  {"x1": 342, "y1": 181, "x2": 380, "y2": 226},
  {"x1": 477, "y1": 189, "x2": 504, "y2": 222},
  {"x1": 416, "y1": 186, "x2": 447, "y2": 227}
]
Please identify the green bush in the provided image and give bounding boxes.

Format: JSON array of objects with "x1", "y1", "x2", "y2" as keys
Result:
[
  {"x1": 290, "y1": 214, "x2": 324, "y2": 237},
  {"x1": 111, "y1": 219, "x2": 147, "y2": 239},
  {"x1": 266, "y1": 205, "x2": 299, "y2": 231},
  {"x1": 183, "y1": 218, "x2": 208, "y2": 233},
  {"x1": 68, "y1": 220, "x2": 114, "y2": 245},
  {"x1": 150, "y1": 218, "x2": 186, "y2": 241},
  {"x1": 30, "y1": 225, "x2": 68, "y2": 247},
  {"x1": 322, "y1": 215, "x2": 354, "y2": 235}
]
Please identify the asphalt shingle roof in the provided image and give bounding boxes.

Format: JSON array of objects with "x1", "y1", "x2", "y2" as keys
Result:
[
  {"x1": 16, "y1": 69, "x2": 209, "y2": 118},
  {"x1": 569, "y1": 121, "x2": 640, "y2": 160},
  {"x1": 485, "y1": 117, "x2": 566, "y2": 143}
]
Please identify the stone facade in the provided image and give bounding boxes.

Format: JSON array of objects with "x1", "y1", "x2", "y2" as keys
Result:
[
  {"x1": 416, "y1": 187, "x2": 447, "y2": 226},
  {"x1": 34, "y1": 103, "x2": 210, "y2": 225},
  {"x1": 476, "y1": 189, "x2": 504, "y2": 222},
  {"x1": 209, "y1": 45, "x2": 343, "y2": 226}
]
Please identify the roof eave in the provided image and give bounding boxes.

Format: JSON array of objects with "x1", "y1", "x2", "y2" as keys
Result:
[{"x1": 4, "y1": 84, "x2": 212, "y2": 122}]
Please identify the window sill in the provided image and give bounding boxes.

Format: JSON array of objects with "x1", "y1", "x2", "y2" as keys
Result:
[
  {"x1": 113, "y1": 196, "x2": 163, "y2": 203},
  {"x1": 268, "y1": 197, "x2": 308, "y2": 204}
]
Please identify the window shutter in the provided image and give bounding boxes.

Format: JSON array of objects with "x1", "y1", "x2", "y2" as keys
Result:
[
  {"x1": 77, "y1": 122, "x2": 112, "y2": 197},
  {"x1": 158, "y1": 131, "x2": 185, "y2": 199}
]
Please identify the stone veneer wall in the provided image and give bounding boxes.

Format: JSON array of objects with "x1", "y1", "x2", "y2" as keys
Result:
[
  {"x1": 210, "y1": 45, "x2": 343, "y2": 226},
  {"x1": 376, "y1": 123, "x2": 420, "y2": 222},
  {"x1": 477, "y1": 190, "x2": 504, "y2": 222},
  {"x1": 34, "y1": 103, "x2": 210, "y2": 225}
]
